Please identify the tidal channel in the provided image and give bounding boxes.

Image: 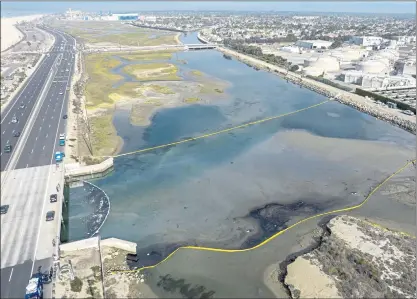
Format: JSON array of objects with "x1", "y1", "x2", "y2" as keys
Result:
[{"x1": 66, "y1": 32, "x2": 415, "y2": 267}]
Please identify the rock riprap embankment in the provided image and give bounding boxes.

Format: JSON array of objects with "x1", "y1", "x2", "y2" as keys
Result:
[{"x1": 285, "y1": 215, "x2": 416, "y2": 298}]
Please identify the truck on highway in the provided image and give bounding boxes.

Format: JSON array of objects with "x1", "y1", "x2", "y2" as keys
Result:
[
  {"x1": 55, "y1": 151, "x2": 65, "y2": 162},
  {"x1": 59, "y1": 133, "x2": 65, "y2": 146},
  {"x1": 25, "y1": 274, "x2": 43, "y2": 299}
]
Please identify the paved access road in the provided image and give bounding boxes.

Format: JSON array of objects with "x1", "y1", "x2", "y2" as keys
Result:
[
  {"x1": 0, "y1": 32, "x2": 70, "y2": 171},
  {"x1": 1, "y1": 27, "x2": 76, "y2": 298}
]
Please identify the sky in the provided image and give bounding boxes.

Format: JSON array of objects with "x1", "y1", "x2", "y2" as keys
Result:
[{"x1": 1, "y1": 1, "x2": 416, "y2": 16}]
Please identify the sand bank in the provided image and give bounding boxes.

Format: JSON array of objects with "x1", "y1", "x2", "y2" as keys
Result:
[
  {"x1": 285, "y1": 215, "x2": 416, "y2": 298},
  {"x1": 1, "y1": 14, "x2": 44, "y2": 52}
]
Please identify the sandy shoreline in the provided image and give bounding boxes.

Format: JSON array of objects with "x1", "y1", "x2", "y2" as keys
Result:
[
  {"x1": 285, "y1": 215, "x2": 416, "y2": 298},
  {"x1": 1, "y1": 14, "x2": 45, "y2": 52}
]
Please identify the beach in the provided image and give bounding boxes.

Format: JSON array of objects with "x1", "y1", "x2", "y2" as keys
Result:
[{"x1": 1, "y1": 14, "x2": 44, "y2": 52}]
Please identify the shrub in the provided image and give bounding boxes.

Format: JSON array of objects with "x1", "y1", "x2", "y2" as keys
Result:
[{"x1": 70, "y1": 276, "x2": 83, "y2": 292}]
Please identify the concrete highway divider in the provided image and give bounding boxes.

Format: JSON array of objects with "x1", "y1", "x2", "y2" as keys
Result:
[{"x1": 1, "y1": 55, "x2": 59, "y2": 189}]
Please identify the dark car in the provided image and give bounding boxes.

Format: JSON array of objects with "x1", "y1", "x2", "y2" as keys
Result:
[
  {"x1": 13, "y1": 131, "x2": 20, "y2": 137},
  {"x1": 0, "y1": 205, "x2": 9, "y2": 214},
  {"x1": 4, "y1": 144, "x2": 12, "y2": 153},
  {"x1": 46, "y1": 211, "x2": 55, "y2": 221},
  {"x1": 50, "y1": 194, "x2": 57, "y2": 203},
  {"x1": 63, "y1": 114, "x2": 68, "y2": 119}
]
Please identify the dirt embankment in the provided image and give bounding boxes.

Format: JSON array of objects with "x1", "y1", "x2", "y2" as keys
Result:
[{"x1": 284, "y1": 215, "x2": 416, "y2": 298}]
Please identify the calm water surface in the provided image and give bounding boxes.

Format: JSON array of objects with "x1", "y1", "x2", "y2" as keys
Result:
[{"x1": 67, "y1": 33, "x2": 415, "y2": 254}]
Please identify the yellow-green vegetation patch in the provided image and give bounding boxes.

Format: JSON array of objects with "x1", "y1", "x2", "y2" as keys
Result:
[
  {"x1": 85, "y1": 54, "x2": 143, "y2": 109},
  {"x1": 123, "y1": 63, "x2": 181, "y2": 81},
  {"x1": 118, "y1": 51, "x2": 175, "y2": 61},
  {"x1": 184, "y1": 97, "x2": 201, "y2": 103},
  {"x1": 129, "y1": 104, "x2": 146, "y2": 126},
  {"x1": 144, "y1": 99, "x2": 163, "y2": 105},
  {"x1": 85, "y1": 53, "x2": 122, "y2": 108},
  {"x1": 191, "y1": 70, "x2": 203, "y2": 76},
  {"x1": 199, "y1": 83, "x2": 225, "y2": 94},
  {"x1": 147, "y1": 84, "x2": 174, "y2": 94},
  {"x1": 89, "y1": 114, "x2": 121, "y2": 157},
  {"x1": 82, "y1": 32, "x2": 178, "y2": 46}
]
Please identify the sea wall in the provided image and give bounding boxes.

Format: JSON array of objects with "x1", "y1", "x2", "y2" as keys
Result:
[
  {"x1": 64, "y1": 157, "x2": 114, "y2": 182},
  {"x1": 60, "y1": 236, "x2": 136, "y2": 253},
  {"x1": 213, "y1": 45, "x2": 416, "y2": 135}
]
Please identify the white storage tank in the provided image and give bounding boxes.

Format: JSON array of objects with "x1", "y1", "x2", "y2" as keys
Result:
[{"x1": 357, "y1": 60, "x2": 390, "y2": 74}]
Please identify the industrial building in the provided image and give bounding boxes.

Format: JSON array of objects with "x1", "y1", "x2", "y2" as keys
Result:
[
  {"x1": 350, "y1": 36, "x2": 384, "y2": 47},
  {"x1": 105, "y1": 13, "x2": 139, "y2": 21},
  {"x1": 303, "y1": 56, "x2": 340, "y2": 76},
  {"x1": 65, "y1": 8, "x2": 83, "y2": 20},
  {"x1": 139, "y1": 15, "x2": 157, "y2": 22},
  {"x1": 295, "y1": 40, "x2": 333, "y2": 50},
  {"x1": 341, "y1": 71, "x2": 416, "y2": 89},
  {"x1": 371, "y1": 87, "x2": 416, "y2": 111}
]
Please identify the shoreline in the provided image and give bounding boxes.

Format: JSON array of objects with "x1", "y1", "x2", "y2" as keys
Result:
[
  {"x1": 197, "y1": 31, "x2": 416, "y2": 135},
  {"x1": 216, "y1": 46, "x2": 416, "y2": 135},
  {"x1": 283, "y1": 215, "x2": 416, "y2": 298},
  {"x1": 1, "y1": 14, "x2": 45, "y2": 52},
  {"x1": 174, "y1": 33, "x2": 181, "y2": 45}
]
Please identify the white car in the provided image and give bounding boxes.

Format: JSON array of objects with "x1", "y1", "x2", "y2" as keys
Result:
[
  {"x1": 59, "y1": 133, "x2": 65, "y2": 139},
  {"x1": 11, "y1": 116, "x2": 18, "y2": 123},
  {"x1": 403, "y1": 110, "x2": 415, "y2": 116}
]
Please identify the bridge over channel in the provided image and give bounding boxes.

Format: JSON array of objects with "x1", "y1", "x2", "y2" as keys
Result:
[{"x1": 10, "y1": 43, "x2": 218, "y2": 55}]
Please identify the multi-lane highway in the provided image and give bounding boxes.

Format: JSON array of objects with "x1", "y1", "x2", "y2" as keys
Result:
[
  {"x1": 1, "y1": 26, "x2": 76, "y2": 298},
  {"x1": 0, "y1": 31, "x2": 74, "y2": 171}
]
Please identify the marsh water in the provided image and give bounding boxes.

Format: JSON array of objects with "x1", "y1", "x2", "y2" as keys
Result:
[{"x1": 66, "y1": 33, "x2": 415, "y2": 264}]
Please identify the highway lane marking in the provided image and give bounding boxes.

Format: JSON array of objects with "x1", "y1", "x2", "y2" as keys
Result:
[
  {"x1": 32, "y1": 35, "x2": 71, "y2": 277},
  {"x1": 0, "y1": 52, "x2": 51, "y2": 124},
  {"x1": 9, "y1": 268, "x2": 13, "y2": 281}
]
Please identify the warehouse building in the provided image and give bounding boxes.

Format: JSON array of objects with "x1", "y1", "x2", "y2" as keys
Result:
[
  {"x1": 350, "y1": 36, "x2": 384, "y2": 47},
  {"x1": 105, "y1": 13, "x2": 139, "y2": 21},
  {"x1": 295, "y1": 40, "x2": 333, "y2": 50}
]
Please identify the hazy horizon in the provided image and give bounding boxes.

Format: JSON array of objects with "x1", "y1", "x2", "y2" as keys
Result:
[{"x1": 1, "y1": 1, "x2": 416, "y2": 16}]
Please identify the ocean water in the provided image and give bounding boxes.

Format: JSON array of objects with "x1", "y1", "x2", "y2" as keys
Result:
[{"x1": 66, "y1": 33, "x2": 415, "y2": 262}]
